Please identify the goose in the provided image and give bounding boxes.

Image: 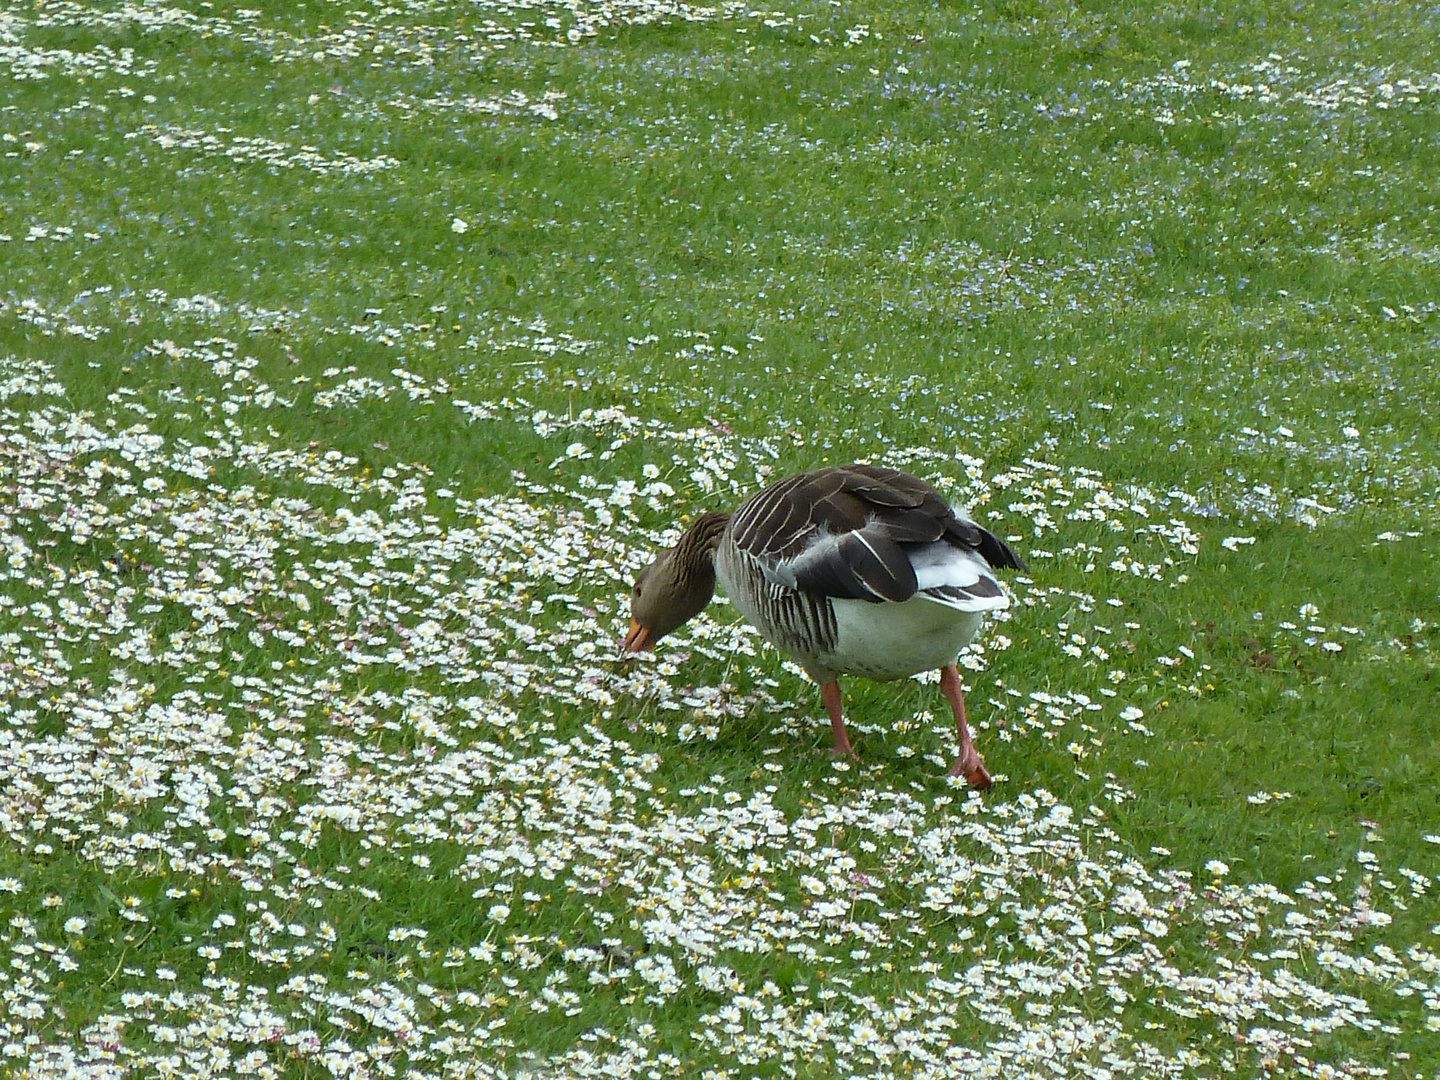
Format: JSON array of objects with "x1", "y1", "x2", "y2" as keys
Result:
[{"x1": 623, "y1": 464, "x2": 1025, "y2": 787}]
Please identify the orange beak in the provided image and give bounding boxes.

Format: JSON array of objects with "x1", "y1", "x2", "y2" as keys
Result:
[{"x1": 622, "y1": 618, "x2": 654, "y2": 653}]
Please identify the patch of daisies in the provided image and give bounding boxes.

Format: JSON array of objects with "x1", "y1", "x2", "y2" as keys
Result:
[
  {"x1": 1112, "y1": 54, "x2": 1440, "y2": 125},
  {"x1": 125, "y1": 123, "x2": 401, "y2": 177},
  {"x1": 3, "y1": 0, "x2": 784, "y2": 83},
  {"x1": 1, "y1": 321, "x2": 1437, "y2": 1077}
]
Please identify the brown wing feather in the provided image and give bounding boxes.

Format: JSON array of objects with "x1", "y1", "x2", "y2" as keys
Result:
[{"x1": 830, "y1": 464, "x2": 931, "y2": 508}]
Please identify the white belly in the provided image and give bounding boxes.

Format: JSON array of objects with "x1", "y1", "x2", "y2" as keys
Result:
[{"x1": 822, "y1": 596, "x2": 984, "y2": 682}]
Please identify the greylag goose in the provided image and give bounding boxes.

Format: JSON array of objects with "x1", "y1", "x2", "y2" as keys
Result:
[{"x1": 623, "y1": 464, "x2": 1024, "y2": 788}]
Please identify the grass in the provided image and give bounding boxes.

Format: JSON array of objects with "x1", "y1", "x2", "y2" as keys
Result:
[{"x1": 1, "y1": 0, "x2": 1438, "y2": 1076}]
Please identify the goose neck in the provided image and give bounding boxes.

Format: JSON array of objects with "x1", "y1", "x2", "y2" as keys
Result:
[{"x1": 675, "y1": 510, "x2": 730, "y2": 575}]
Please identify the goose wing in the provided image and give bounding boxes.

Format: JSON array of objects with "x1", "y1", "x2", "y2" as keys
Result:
[{"x1": 727, "y1": 464, "x2": 1023, "y2": 605}]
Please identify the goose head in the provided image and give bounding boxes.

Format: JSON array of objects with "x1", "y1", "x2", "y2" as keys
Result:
[{"x1": 623, "y1": 511, "x2": 731, "y2": 653}]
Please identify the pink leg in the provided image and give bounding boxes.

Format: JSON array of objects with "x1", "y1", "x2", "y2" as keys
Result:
[
  {"x1": 940, "y1": 664, "x2": 992, "y2": 789},
  {"x1": 820, "y1": 680, "x2": 858, "y2": 759}
]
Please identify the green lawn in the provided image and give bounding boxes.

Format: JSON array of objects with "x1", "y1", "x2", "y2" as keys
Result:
[{"x1": 1, "y1": 0, "x2": 1437, "y2": 1076}]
